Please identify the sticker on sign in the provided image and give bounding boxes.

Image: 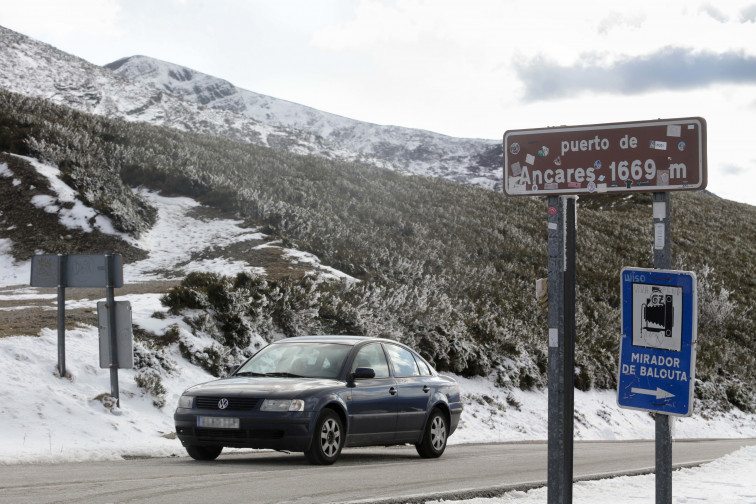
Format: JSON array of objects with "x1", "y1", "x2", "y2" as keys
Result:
[{"x1": 503, "y1": 117, "x2": 706, "y2": 197}]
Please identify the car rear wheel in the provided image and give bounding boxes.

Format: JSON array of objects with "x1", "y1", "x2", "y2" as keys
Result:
[
  {"x1": 416, "y1": 408, "x2": 448, "y2": 458},
  {"x1": 305, "y1": 409, "x2": 344, "y2": 465},
  {"x1": 185, "y1": 445, "x2": 223, "y2": 461}
]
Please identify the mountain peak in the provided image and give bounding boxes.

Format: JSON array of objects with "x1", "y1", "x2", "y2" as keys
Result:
[
  {"x1": 1, "y1": 26, "x2": 500, "y2": 189},
  {"x1": 105, "y1": 54, "x2": 502, "y2": 188}
]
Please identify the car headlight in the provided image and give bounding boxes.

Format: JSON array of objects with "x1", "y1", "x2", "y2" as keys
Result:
[
  {"x1": 260, "y1": 398, "x2": 305, "y2": 412},
  {"x1": 177, "y1": 395, "x2": 194, "y2": 409}
]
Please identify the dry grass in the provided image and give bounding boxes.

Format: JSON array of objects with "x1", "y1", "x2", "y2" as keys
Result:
[{"x1": 0, "y1": 281, "x2": 179, "y2": 338}]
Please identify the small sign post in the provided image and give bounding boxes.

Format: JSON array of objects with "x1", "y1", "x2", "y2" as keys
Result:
[
  {"x1": 546, "y1": 195, "x2": 576, "y2": 503},
  {"x1": 502, "y1": 118, "x2": 706, "y2": 504},
  {"x1": 57, "y1": 254, "x2": 67, "y2": 376},
  {"x1": 30, "y1": 253, "x2": 127, "y2": 403},
  {"x1": 653, "y1": 192, "x2": 673, "y2": 504}
]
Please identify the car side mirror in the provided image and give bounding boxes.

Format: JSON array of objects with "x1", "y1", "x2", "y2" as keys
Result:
[
  {"x1": 352, "y1": 367, "x2": 376, "y2": 380},
  {"x1": 229, "y1": 364, "x2": 240, "y2": 375}
]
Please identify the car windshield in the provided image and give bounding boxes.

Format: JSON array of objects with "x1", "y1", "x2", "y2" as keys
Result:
[{"x1": 236, "y1": 342, "x2": 351, "y2": 379}]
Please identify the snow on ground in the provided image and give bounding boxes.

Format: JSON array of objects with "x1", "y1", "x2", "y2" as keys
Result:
[
  {"x1": 0, "y1": 238, "x2": 29, "y2": 286},
  {"x1": 129, "y1": 188, "x2": 357, "y2": 281},
  {"x1": 0, "y1": 156, "x2": 754, "y2": 501},
  {"x1": 126, "y1": 188, "x2": 266, "y2": 281},
  {"x1": 428, "y1": 445, "x2": 756, "y2": 504},
  {"x1": 1, "y1": 308, "x2": 755, "y2": 504},
  {"x1": 15, "y1": 154, "x2": 132, "y2": 239},
  {"x1": 1, "y1": 155, "x2": 357, "y2": 284},
  {"x1": 2, "y1": 306, "x2": 754, "y2": 464},
  {"x1": 454, "y1": 375, "x2": 756, "y2": 443}
]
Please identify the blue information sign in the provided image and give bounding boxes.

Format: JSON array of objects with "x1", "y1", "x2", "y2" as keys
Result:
[{"x1": 617, "y1": 267, "x2": 698, "y2": 416}]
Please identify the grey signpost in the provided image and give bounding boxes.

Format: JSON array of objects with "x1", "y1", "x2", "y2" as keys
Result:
[
  {"x1": 503, "y1": 117, "x2": 706, "y2": 504},
  {"x1": 57, "y1": 254, "x2": 67, "y2": 376},
  {"x1": 618, "y1": 262, "x2": 698, "y2": 504},
  {"x1": 654, "y1": 192, "x2": 673, "y2": 503},
  {"x1": 30, "y1": 252, "x2": 127, "y2": 403},
  {"x1": 546, "y1": 195, "x2": 576, "y2": 503},
  {"x1": 107, "y1": 252, "x2": 120, "y2": 406}
]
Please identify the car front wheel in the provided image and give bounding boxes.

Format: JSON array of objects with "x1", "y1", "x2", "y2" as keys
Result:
[
  {"x1": 185, "y1": 444, "x2": 223, "y2": 461},
  {"x1": 305, "y1": 409, "x2": 344, "y2": 465},
  {"x1": 416, "y1": 408, "x2": 448, "y2": 458}
]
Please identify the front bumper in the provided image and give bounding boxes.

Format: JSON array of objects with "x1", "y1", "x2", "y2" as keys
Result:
[{"x1": 174, "y1": 409, "x2": 316, "y2": 452}]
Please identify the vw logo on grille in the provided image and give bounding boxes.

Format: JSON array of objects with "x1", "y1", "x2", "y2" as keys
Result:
[{"x1": 218, "y1": 398, "x2": 229, "y2": 410}]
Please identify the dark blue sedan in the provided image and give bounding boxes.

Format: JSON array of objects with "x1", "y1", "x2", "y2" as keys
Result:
[{"x1": 174, "y1": 335, "x2": 463, "y2": 464}]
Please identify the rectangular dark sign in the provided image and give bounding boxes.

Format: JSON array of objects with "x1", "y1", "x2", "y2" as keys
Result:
[
  {"x1": 30, "y1": 254, "x2": 123, "y2": 288},
  {"x1": 503, "y1": 117, "x2": 706, "y2": 197}
]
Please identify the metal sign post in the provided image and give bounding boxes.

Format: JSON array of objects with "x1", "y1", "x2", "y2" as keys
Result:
[
  {"x1": 31, "y1": 253, "x2": 126, "y2": 403},
  {"x1": 503, "y1": 117, "x2": 706, "y2": 504},
  {"x1": 617, "y1": 196, "x2": 699, "y2": 504},
  {"x1": 654, "y1": 192, "x2": 673, "y2": 504},
  {"x1": 105, "y1": 252, "x2": 120, "y2": 407},
  {"x1": 56, "y1": 254, "x2": 67, "y2": 377},
  {"x1": 547, "y1": 195, "x2": 576, "y2": 504}
]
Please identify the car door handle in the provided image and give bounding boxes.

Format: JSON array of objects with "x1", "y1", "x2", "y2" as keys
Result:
[
  {"x1": 389, "y1": 387, "x2": 397, "y2": 395},
  {"x1": 423, "y1": 386, "x2": 430, "y2": 393}
]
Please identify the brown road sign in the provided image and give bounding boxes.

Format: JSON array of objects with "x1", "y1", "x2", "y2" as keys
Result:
[{"x1": 503, "y1": 117, "x2": 707, "y2": 197}]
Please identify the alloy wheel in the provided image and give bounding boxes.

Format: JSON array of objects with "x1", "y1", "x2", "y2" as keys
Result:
[
  {"x1": 429, "y1": 415, "x2": 447, "y2": 451},
  {"x1": 320, "y1": 417, "x2": 341, "y2": 457}
]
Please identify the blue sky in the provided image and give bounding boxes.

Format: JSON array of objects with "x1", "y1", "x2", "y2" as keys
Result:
[{"x1": 1, "y1": 0, "x2": 755, "y2": 205}]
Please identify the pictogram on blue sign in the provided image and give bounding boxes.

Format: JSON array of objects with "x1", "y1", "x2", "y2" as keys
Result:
[{"x1": 617, "y1": 267, "x2": 698, "y2": 416}]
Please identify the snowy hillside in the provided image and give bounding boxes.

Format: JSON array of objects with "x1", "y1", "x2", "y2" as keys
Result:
[
  {"x1": 0, "y1": 25, "x2": 500, "y2": 189},
  {"x1": 1, "y1": 154, "x2": 755, "y2": 467}
]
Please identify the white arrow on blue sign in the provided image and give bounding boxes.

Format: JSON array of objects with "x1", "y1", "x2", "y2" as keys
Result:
[
  {"x1": 631, "y1": 387, "x2": 675, "y2": 400},
  {"x1": 617, "y1": 267, "x2": 698, "y2": 416}
]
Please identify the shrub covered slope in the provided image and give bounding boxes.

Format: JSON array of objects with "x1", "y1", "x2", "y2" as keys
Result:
[{"x1": 1, "y1": 88, "x2": 754, "y2": 412}]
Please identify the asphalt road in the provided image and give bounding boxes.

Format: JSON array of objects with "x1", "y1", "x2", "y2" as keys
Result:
[{"x1": 1, "y1": 439, "x2": 753, "y2": 504}]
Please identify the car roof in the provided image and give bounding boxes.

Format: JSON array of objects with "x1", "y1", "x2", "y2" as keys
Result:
[{"x1": 273, "y1": 335, "x2": 392, "y2": 346}]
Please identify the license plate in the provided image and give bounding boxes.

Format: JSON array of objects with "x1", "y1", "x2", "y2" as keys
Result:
[{"x1": 197, "y1": 416, "x2": 240, "y2": 429}]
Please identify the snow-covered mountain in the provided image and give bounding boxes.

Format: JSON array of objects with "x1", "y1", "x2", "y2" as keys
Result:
[
  {"x1": 105, "y1": 55, "x2": 501, "y2": 187},
  {"x1": 0, "y1": 26, "x2": 501, "y2": 188},
  {"x1": 0, "y1": 26, "x2": 346, "y2": 156}
]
